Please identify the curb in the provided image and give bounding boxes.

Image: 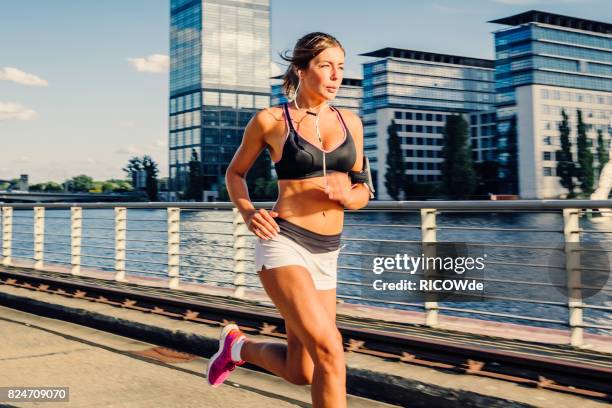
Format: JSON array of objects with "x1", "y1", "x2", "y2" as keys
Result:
[{"x1": 0, "y1": 290, "x2": 533, "y2": 408}]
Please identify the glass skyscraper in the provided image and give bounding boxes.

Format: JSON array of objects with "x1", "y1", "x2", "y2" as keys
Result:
[
  {"x1": 490, "y1": 10, "x2": 611, "y2": 198},
  {"x1": 360, "y1": 48, "x2": 496, "y2": 199},
  {"x1": 169, "y1": 0, "x2": 270, "y2": 199}
]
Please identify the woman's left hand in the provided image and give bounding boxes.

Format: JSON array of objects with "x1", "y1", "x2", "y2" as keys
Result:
[{"x1": 325, "y1": 171, "x2": 352, "y2": 207}]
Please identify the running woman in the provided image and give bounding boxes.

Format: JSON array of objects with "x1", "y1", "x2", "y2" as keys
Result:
[{"x1": 208, "y1": 32, "x2": 372, "y2": 408}]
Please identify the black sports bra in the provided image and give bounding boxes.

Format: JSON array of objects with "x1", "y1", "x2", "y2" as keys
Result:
[{"x1": 273, "y1": 103, "x2": 357, "y2": 180}]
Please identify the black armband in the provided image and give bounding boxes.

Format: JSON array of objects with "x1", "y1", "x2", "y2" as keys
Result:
[{"x1": 349, "y1": 156, "x2": 375, "y2": 199}]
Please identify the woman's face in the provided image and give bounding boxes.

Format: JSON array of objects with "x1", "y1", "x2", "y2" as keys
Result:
[{"x1": 301, "y1": 46, "x2": 345, "y2": 101}]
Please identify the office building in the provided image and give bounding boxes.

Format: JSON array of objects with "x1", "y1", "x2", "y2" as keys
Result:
[{"x1": 169, "y1": 0, "x2": 271, "y2": 199}]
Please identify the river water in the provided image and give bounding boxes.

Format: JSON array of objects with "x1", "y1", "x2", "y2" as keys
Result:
[{"x1": 6, "y1": 208, "x2": 612, "y2": 334}]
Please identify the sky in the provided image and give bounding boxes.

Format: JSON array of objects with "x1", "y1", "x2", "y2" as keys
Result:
[{"x1": 1, "y1": 0, "x2": 610, "y2": 183}]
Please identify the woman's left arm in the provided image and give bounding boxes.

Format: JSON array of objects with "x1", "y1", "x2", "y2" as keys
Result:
[{"x1": 340, "y1": 110, "x2": 371, "y2": 210}]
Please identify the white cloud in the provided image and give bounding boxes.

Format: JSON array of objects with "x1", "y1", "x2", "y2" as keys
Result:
[
  {"x1": 490, "y1": 0, "x2": 588, "y2": 4},
  {"x1": 115, "y1": 145, "x2": 142, "y2": 155},
  {"x1": 127, "y1": 54, "x2": 169, "y2": 74},
  {"x1": 432, "y1": 3, "x2": 460, "y2": 13},
  {"x1": 0, "y1": 102, "x2": 37, "y2": 121},
  {"x1": 118, "y1": 120, "x2": 136, "y2": 128},
  {"x1": 0, "y1": 67, "x2": 48, "y2": 87}
]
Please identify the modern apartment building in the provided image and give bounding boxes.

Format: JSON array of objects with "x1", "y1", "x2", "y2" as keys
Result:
[
  {"x1": 490, "y1": 10, "x2": 612, "y2": 198},
  {"x1": 360, "y1": 48, "x2": 496, "y2": 199}
]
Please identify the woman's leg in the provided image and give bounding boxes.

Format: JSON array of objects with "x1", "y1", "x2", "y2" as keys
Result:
[
  {"x1": 240, "y1": 265, "x2": 346, "y2": 408},
  {"x1": 241, "y1": 281, "x2": 337, "y2": 385}
]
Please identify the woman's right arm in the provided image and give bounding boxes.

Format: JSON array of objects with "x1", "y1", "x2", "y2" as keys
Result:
[{"x1": 225, "y1": 109, "x2": 280, "y2": 240}]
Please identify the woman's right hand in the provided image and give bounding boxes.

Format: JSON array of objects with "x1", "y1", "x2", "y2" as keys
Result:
[{"x1": 245, "y1": 208, "x2": 280, "y2": 240}]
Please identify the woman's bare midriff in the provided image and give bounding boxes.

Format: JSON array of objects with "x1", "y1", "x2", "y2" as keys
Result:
[{"x1": 272, "y1": 177, "x2": 344, "y2": 236}]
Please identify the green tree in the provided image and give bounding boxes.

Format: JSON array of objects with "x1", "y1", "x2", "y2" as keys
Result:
[
  {"x1": 141, "y1": 155, "x2": 159, "y2": 201},
  {"x1": 474, "y1": 161, "x2": 500, "y2": 197},
  {"x1": 556, "y1": 109, "x2": 577, "y2": 198},
  {"x1": 123, "y1": 156, "x2": 158, "y2": 200},
  {"x1": 218, "y1": 179, "x2": 230, "y2": 201},
  {"x1": 384, "y1": 120, "x2": 405, "y2": 200},
  {"x1": 69, "y1": 175, "x2": 94, "y2": 192},
  {"x1": 246, "y1": 151, "x2": 272, "y2": 200},
  {"x1": 441, "y1": 114, "x2": 476, "y2": 199},
  {"x1": 29, "y1": 183, "x2": 46, "y2": 192},
  {"x1": 185, "y1": 148, "x2": 205, "y2": 201},
  {"x1": 105, "y1": 179, "x2": 133, "y2": 192},
  {"x1": 576, "y1": 109, "x2": 594, "y2": 196},
  {"x1": 596, "y1": 129, "x2": 609, "y2": 180},
  {"x1": 122, "y1": 157, "x2": 144, "y2": 187},
  {"x1": 496, "y1": 115, "x2": 518, "y2": 194},
  {"x1": 44, "y1": 182, "x2": 63, "y2": 192}
]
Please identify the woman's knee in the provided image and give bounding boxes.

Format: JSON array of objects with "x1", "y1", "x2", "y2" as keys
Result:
[{"x1": 311, "y1": 329, "x2": 345, "y2": 372}]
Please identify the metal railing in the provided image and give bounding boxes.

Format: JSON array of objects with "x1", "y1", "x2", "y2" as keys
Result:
[{"x1": 1, "y1": 200, "x2": 611, "y2": 348}]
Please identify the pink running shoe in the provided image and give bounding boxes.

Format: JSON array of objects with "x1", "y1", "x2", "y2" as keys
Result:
[{"x1": 206, "y1": 323, "x2": 246, "y2": 387}]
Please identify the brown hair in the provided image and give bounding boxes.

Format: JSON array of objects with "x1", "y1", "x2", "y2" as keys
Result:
[{"x1": 280, "y1": 32, "x2": 345, "y2": 98}]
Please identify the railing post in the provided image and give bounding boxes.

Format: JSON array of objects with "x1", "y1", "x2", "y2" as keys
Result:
[
  {"x1": 421, "y1": 208, "x2": 438, "y2": 327},
  {"x1": 2, "y1": 207, "x2": 12, "y2": 267},
  {"x1": 33, "y1": 207, "x2": 45, "y2": 270},
  {"x1": 563, "y1": 208, "x2": 583, "y2": 347},
  {"x1": 71, "y1": 207, "x2": 82, "y2": 275},
  {"x1": 167, "y1": 207, "x2": 180, "y2": 290},
  {"x1": 232, "y1": 208, "x2": 249, "y2": 298},
  {"x1": 115, "y1": 207, "x2": 127, "y2": 282}
]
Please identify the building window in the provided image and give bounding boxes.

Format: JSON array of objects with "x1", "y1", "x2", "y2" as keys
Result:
[
  {"x1": 203, "y1": 92, "x2": 219, "y2": 106},
  {"x1": 406, "y1": 124, "x2": 413, "y2": 132},
  {"x1": 220, "y1": 93, "x2": 237, "y2": 108},
  {"x1": 416, "y1": 113, "x2": 423, "y2": 121},
  {"x1": 407, "y1": 137, "x2": 414, "y2": 144},
  {"x1": 543, "y1": 167, "x2": 553, "y2": 176},
  {"x1": 406, "y1": 112, "x2": 413, "y2": 120},
  {"x1": 416, "y1": 125, "x2": 423, "y2": 133},
  {"x1": 426, "y1": 113, "x2": 433, "y2": 121},
  {"x1": 203, "y1": 111, "x2": 219, "y2": 126},
  {"x1": 435, "y1": 114, "x2": 443, "y2": 122},
  {"x1": 470, "y1": 116, "x2": 477, "y2": 125},
  {"x1": 395, "y1": 111, "x2": 402, "y2": 119}
]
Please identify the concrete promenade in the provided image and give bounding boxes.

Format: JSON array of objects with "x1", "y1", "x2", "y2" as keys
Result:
[
  {"x1": 1, "y1": 280, "x2": 610, "y2": 407},
  {"x1": 0, "y1": 305, "x2": 395, "y2": 408}
]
